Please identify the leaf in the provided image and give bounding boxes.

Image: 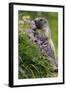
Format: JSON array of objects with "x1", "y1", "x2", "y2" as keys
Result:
[
  {"x1": 19, "y1": 67, "x2": 28, "y2": 78},
  {"x1": 30, "y1": 64, "x2": 39, "y2": 73},
  {"x1": 28, "y1": 68, "x2": 35, "y2": 78}
]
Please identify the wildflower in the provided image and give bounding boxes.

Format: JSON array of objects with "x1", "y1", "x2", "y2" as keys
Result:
[
  {"x1": 26, "y1": 19, "x2": 31, "y2": 24},
  {"x1": 19, "y1": 20, "x2": 24, "y2": 24},
  {"x1": 27, "y1": 29, "x2": 33, "y2": 33},
  {"x1": 37, "y1": 39, "x2": 43, "y2": 45},
  {"x1": 22, "y1": 16, "x2": 30, "y2": 22},
  {"x1": 31, "y1": 21, "x2": 36, "y2": 30}
]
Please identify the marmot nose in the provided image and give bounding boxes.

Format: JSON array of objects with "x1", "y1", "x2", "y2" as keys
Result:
[
  {"x1": 34, "y1": 19, "x2": 38, "y2": 23},
  {"x1": 34, "y1": 20, "x2": 38, "y2": 25}
]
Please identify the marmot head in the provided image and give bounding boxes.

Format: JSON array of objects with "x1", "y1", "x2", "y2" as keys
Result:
[{"x1": 34, "y1": 17, "x2": 48, "y2": 29}]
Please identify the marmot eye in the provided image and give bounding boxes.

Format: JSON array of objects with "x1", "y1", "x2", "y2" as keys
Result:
[
  {"x1": 44, "y1": 20, "x2": 47, "y2": 23},
  {"x1": 40, "y1": 19, "x2": 43, "y2": 21}
]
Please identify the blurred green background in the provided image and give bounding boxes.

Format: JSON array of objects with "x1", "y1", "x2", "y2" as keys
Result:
[{"x1": 18, "y1": 11, "x2": 58, "y2": 79}]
